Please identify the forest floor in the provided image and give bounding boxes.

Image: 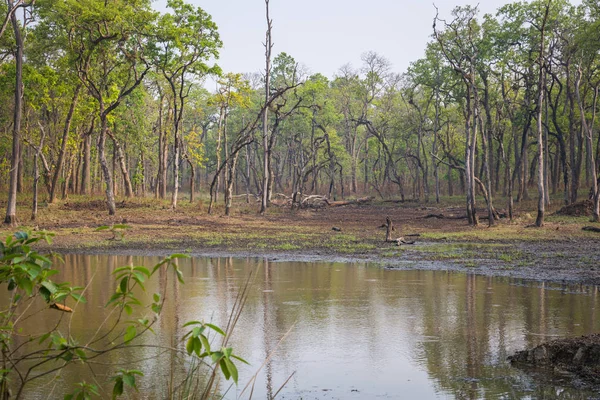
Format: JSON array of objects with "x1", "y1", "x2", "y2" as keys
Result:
[{"x1": 2, "y1": 193, "x2": 600, "y2": 286}]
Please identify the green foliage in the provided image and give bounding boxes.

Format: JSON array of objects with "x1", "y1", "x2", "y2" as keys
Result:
[
  {"x1": 64, "y1": 382, "x2": 100, "y2": 400},
  {"x1": 0, "y1": 233, "x2": 245, "y2": 398}
]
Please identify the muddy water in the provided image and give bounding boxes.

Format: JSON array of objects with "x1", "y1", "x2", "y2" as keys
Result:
[{"x1": 18, "y1": 254, "x2": 600, "y2": 399}]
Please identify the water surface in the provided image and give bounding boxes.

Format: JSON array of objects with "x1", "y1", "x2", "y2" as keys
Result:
[{"x1": 18, "y1": 255, "x2": 600, "y2": 399}]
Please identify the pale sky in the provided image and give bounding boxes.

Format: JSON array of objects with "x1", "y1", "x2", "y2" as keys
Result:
[{"x1": 158, "y1": 0, "x2": 581, "y2": 80}]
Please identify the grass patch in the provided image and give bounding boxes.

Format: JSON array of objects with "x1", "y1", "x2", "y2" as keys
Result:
[{"x1": 273, "y1": 243, "x2": 301, "y2": 251}]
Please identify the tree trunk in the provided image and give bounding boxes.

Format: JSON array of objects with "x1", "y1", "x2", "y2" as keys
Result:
[
  {"x1": 49, "y1": 84, "x2": 81, "y2": 203},
  {"x1": 99, "y1": 113, "x2": 116, "y2": 215},
  {"x1": 225, "y1": 154, "x2": 240, "y2": 216},
  {"x1": 109, "y1": 131, "x2": 134, "y2": 198},
  {"x1": 31, "y1": 126, "x2": 46, "y2": 221},
  {"x1": 4, "y1": 6, "x2": 23, "y2": 226},
  {"x1": 535, "y1": 2, "x2": 550, "y2": 228},
  {"x1": 81, "y1": 122, "x2": 93, "y2": 195},
  {"x1": 188, "y1": 158, "x2": 195, "y2": 203},
  {"x1": 260, "y1": 0, "x2": 272, "y2": 215},
  {"x1": 171, "y1": 133, "x2": 180, "y2": 209}
]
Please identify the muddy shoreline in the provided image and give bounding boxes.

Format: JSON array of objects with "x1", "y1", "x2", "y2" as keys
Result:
[
  {"x1": 3, "y1": 198, "x2": 599, "y2": 286},
  {"x1": 47, "y1": 238, "x2": 600, "y2": 286}
]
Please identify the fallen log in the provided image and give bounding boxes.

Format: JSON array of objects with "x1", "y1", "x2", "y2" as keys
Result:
[
  {"x1": 424, "y1": 213, "x2": 445, "y2": 219},
  {"x1": 582, "y1": 226, "x2": 600, "y2": 233},
  {"x1": 328, "y1": 196, "x2": 375, "y2": 207},
  {"x1": 424, "y1": 213, "x2": 467, "y2": 220}
]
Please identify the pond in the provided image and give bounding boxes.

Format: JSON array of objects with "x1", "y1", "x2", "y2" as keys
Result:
[{"x1": 16, "y1": 254, "x2": 600, "y2": 399}]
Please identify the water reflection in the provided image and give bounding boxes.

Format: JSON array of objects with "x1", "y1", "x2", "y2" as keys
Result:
[{"x1": 16, "y1": 255, "x2": 600, "y2": 399}]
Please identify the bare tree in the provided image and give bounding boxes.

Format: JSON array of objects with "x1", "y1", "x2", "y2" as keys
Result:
[{"x1": 260, "y1": 0, "x2": 273, "y2": 214}]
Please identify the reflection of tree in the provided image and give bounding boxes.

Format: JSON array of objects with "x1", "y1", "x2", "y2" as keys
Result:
[{"x1": 416, "y1": 274, "x2": 598, "y2": 398}]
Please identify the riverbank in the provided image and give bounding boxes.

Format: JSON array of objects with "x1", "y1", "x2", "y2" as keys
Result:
[{"x1": 2, "y1": 195, "x2": 600, "y2": 285}]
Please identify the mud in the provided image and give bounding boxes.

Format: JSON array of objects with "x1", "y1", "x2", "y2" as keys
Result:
[
  {"x1": 4, "y1": 198, "x2": 600, "y2": 286},
  {"x1": 509, "y1": 334, "x2": 600, "y2": 389}
]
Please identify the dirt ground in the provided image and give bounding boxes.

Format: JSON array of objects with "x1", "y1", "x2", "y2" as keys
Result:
[{"x1": 2, "y1": 195, "x2": 600, "y2": 285}]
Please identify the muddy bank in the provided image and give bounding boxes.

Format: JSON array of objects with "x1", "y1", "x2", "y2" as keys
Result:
[
  {"x1": 3, "y1": 199, "x2": 600, "y2": 285},
  {"x1": 47, "y1": 237, "x2": 600, "y2": 286},
  {"x1": 509, "y1": 334, "x2": 600, "y2": 389}
]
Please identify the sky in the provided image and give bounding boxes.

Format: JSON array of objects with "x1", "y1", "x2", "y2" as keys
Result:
[{"x1": 159, "y1": 0, "x2": 581, "y2": 82}]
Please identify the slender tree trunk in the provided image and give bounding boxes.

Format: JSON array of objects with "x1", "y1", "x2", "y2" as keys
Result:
[
  {"x1": 260, "y1": 0, "x2": 272, "y2": 214},
  {"x1": 4, "y1": 6, "x2": 23, "y2": 226},
  {"x1": 225, "y1": 154, "x2": 240, "y2": 216},
  {"x1": 188, "y1": 158, "x2": 195, "y2": 203},
  {"x1": 81, "y1": 121, "x2": 93, "y2": 195},
  {"x1": 99, "y1": 112, "x2": 116, "y2": 215},
  {"x1": 62, "y1": 153, "x2": 74, "y2": 200},
  {"x1": 49, "y1": 84, "x2": 82, "y2": 203},
  {"x1": 109, "y1": 133, "x2": 134, "y2": 198},
  {"x1": 216, "y1": 108, "x2": 224, "y2": 202},
  {"x1": 31, "y1": 126, "x2": 46, "y2": 221},
  {"x1": 17, "y1": 146, "x2": 23, "y2": 194},
  {"x1": 535, "y1": 2, "x2": 550, "y2": 227}
]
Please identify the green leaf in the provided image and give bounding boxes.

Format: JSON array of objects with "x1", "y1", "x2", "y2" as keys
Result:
[
  {"x1": 210, "y1": 351, "x2": 223, "y2": 363},
  {"x1": 169, "y1": 253, "x2": 190, "y2": 259},
  {"x1": 183, "y1": 320, "x2": 201, "y2": 327},
  {"x1": 193, "y1": 337, "x2": 202, "y2": 356},
  {"x1": 112, "y1": 266, "x2": 130, "y2": 275},
  {"x1": 153, "y1": 293, "x2": 160, "y2": 303},
  {"x1": 199, "y1": 335, "x2": 211, "y2": 354},
  {"x1": 205, "y1": 323, "x2": 225, "y2": 336},
  {"x1": 124, "y1": 326, "x2": 137, "y2": 343},
  {"x1": 186, "y1": 337, "x2": 194, "y2": 355},
  {"x1": 40, "y1": 286, "x2": 51, "y2": 302},
  {"x1": 124, "y1": 304, "x2": 133, "y2": 315},
  {"x1": 41, "y1": 281, "x2": 58, "y2": 294},
  {"x1": 119, "y1": 277, "x2": 128, "y2": 294},
  {"x1": 231, "y1": 354, "x2": 250, "y2": 365},
  {"x1": 134, "y1": 266, "x2": 150, "y2": 277},
  {"x1": 75, "y1": 349, "x2": 87, "y2": 360},
  {"x1": 18, "y1": 278, "x2": 33, "y2": 296},
  {"x1": 107, "y1": 292, "x2": 124, "y2": 306},
  {"x1": 71, "y1": 293, "x2": 86, "y2": 303},
  {"x1": 175, "y1": 268, "x2": 185, "y2": 284},
  {"x1": 133, "y1": 271, "x2": 146, "y2": 282},
  {"x1": 219, "y1": 359, "x2": 230, "y2": 380},
  {"x1": 112, "y1": 378, "x2": 123, "y2": 399},
  {"x1": 224, "y1": 358, "x2": 238, "y2": 384},
  {"x1": 122, "y1": 373, "x2": 136, "y2": 388},
  {"x1": 14, "y1": 232, "x2": 29, "y2": 240},
  {"x1": 61, "y1": 351, "x2": 73, "y2": 362},
  {"x1": 39, "y1": 332, "x2": 51, "y2": 344}
]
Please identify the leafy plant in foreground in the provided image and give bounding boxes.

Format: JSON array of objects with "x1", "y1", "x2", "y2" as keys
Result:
[{"x1": 0, "y1": 231, "x2": 245, "y2": 399}]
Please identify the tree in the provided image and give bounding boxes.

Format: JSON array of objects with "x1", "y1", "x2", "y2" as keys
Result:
[
  {"x1": 43, "y1": 0, "x2": 156, "y2": 215},
  {"x1": 3, "y1": 0, "x2": 30, "y2": 226},
  {"x1": 151, "y1": 0, "x2": 221, "y2": 210}
]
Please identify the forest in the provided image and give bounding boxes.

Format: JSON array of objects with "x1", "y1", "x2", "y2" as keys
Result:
[
  {"x1": 0, "y1": 0, "x2": 598, "y2": 229},
  {"x1": 2, "y1": 0, "x2": 600, "y2": 398}
]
